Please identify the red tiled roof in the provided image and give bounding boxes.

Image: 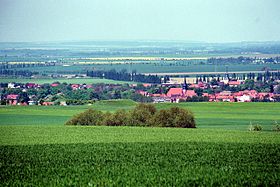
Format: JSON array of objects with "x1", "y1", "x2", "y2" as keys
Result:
[
  {"x1": 50, "y1": 83, "x2": 59, "y2": 87},
  {"x1": 26, "y1": 83, "x2": 36, "y2": 88},
  {"x1": 186, "y1": 90, "x2": 197, "y2": 97},
  {"x1": 7, "y1": 94, "x2": 19, "y2": 100},
  {"x1": 167, "y1": 88, "x2": 183, "y2": 97},
  {"x1": 202, "y1": 93, "x2": 209, "y2": 97},
  {"x1": 228, "y1": 81, "x2": 241, "y2": 85},
  {"x1": 143, "y1": 84, "x2": 152, "y2": 87}
]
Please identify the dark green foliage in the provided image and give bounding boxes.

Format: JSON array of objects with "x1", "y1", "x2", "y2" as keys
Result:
[
  {"x1": 151, "y1": 107, "x2": 196, "y2": 128},
  {"x1": 87, "y1": 69, "x2": 161, "y2": 83},
  {"x1": 103, "y1": 110, "x2": 129, "y2": 126},
  {"x1": 1, "y1": 142, "x2": 279, "y2": 186},
  {"x1": 272, "y1": 121, "x2": 280, "y2": 132},
  {"x1": 65, "y1": 103, "x2": 196, "y2": 128},
  {"x1": 129, "y1": 103, "x2": 157, "y2": 126},
  {"x1": 172, "y1": 107, "x2": 196, "y2": 128},
  {"x1": 248, "y1": 123, "x2": 263, "y2": 131},
  {"x1": 65, "y1": 109, "x2": 103, "y2": 126},
  {"x1": 151, "y1": 109, "x2": 173, "y2": 127}
]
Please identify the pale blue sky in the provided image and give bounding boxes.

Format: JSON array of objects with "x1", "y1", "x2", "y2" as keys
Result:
[{"x1": 0, "y1": 0, "x2": 279, "y2": 42}]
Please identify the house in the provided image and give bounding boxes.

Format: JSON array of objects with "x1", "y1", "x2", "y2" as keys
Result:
[
  {"x1": 166, "y1": 88, "x2": 183, "y2": 98},
  {"x1": 41, "y1": 102, "x2": 54, "y2": 106},
  {"x1": 228, "y1": 81, "x2": 242, "y2": 87},
  {"x1": 166, "y1": 88, "x2": 197, "y2": 101},
  {"x1": 71, "y1": 84, "x2": 80, "y2": 90},
  {"x1": 210, "y1": 91, "x2": 235, "y2": 102},
  {"x1": 6, "y1": 94, "x2": 19, "y2": 105},
  {"x1": 8, "y1": 83, "x2": 15, "y2": 89},
  {"x1": 28, "y1": 100, "x2": 36, "y2": 105},
  {"x1": 185, "y1": 90, "x2": 197, "y2": 98},
  {"x1": 86, "y1": 84, "x2": 93, "y2": 89},
  {"x1": 189, "y1": 82, "x2": 207, "y2": 89},
  {"x1": 151, "y1": 94, "x2": 168, "y2": 103},
  {"x1": 60, "y1": 101, "x2": 67, "y2": 106},
  {"x1": 237, "y1": 95, "x2": 252, "y2": 102},
  {"x1": 137, "y1": 90, "x2": 149, "y2": 96},
  {"x1": 26, "y1": 83, "x2": 37, "y2": 88},
  {"x1": 143, "y1": 83, "x2": 152, "y2": 88},
  {"x1": 257, "y1": 92, "x2": 274, "y2": 101},
  {"x1": 50, "y1": 83, "x2": 59, "y2": 87}
]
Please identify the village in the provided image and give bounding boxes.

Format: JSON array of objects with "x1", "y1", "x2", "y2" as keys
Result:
[{"x1": 1, "y1": 74, "x2": 280, "y2": 105}]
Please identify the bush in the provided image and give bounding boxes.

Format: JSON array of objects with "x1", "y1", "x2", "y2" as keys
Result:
[
  {"x1": 151, "y1": 109, "x2": 173, "y2": 127},
  {"x1": 129, "y1": 103, "x2": 157, "y2": 126},
  {"x1": 65, "y1": 103, "x2": 196, "y2": 128},
  {"x1": 103, "y1": 110, "x2": 129, "y2": 126},
  {"x1": 272, "y1": 121, "x2": 280, "y2": 132},
  {"x1": 248, "y1": 122, "x2": 263, "y2": 131},
  {"x1": 173, "y1": 107, "x2": 196, "y2": 128},
  {"x1": 151, "y1": 107, "x2": 196, "y2": 128},
  {"x1": 65, "y1": 109, "x2": 104, "y2": 126}
]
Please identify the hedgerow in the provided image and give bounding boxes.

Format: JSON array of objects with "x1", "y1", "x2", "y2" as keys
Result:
[{"x1": 65, "y1": 103, "x2": 196, "y2": 128}]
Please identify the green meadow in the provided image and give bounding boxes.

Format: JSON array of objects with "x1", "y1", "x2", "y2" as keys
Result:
[
  {"x1": 1, "y1": 100, "x2": 279, "y2": 130},
  {"x1": 1, "y1": 100, "x2": 280, "y2": 186}
]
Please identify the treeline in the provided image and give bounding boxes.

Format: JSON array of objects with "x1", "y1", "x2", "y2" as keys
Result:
[
  {"x1": 195, "y1": 71, "x2": 280, "y2": 83},
  {"x1": 0, "y1": 69, "x2": 38, "y2": 77},
  {"x1": 86, "y1": 69, "x2": 161, "y2": 84},
  {"x1": 65, "y1": 103, "x2": 196, "y2": 128},
  {"x1": 207, "y1": 56, "x2": 280, "y2": 65},
  {"x1": 0, "y1": 62, "x2": 55, "y2": 70}
]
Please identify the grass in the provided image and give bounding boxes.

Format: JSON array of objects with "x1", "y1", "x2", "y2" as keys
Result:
[
  {"x1": 1, "y1": 126, "x2": 279, "y2": 146},
  {"x1": 1, "y1": 100, "x2": 280, "y2": 186},
  {"x1": 0, "y1": 101, "x2": 279, "y2": 130},
  {"x1": 0, "y1": 77, "x2": 135, "y2": 84},
  {"x1": 1, "y1": 126, "x2": 280, "y2": 186}
]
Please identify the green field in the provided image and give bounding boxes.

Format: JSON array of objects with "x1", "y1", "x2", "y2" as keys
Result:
[
  {"x1": 9, "y1": 63, "x2": 280, "y2": 74},
  {"x1": 1, "y1": 100, "x2": 279, "y2": 130},
  {"x1": 1, "y1": 101, "x2": 280, "y2": 186},
  {"x1": 0, "y1": 77, "x2": 135, "y2": 84}
]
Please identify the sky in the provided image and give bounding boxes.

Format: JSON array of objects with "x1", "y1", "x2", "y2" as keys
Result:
[{"x1": 0, "y1": 0, "x2": 280, "y2": 42}]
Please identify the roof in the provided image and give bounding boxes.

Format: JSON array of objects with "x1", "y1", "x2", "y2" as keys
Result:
[
  {"x1": 50, "y1": 83, "x2": 59, "y2": 87},
  {"x1": 26, "y1": 83, "x2": 36, "y2": 87},
  {"x1": 7, "y1": 94, "x2": 19, "y2": 100},
  {"x1": 186, "y1": 90, "x2": 197, "y2": 97},
  {"x1": 143, "y1": 84, "x2": 152, "y2": 87},
  {"x1": 166, "y1": 88, "x2": 183, "y2": 97},
  {"x1": 228, "y1": 81, "x2": 242, "y2": 85}
]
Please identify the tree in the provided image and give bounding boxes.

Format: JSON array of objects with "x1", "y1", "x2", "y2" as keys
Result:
[
  {"x1": 129, "y1": 103, "x2": 157, "y2": 126},
  {"x1": 103, "y1": 110, "x2": 129, "y2": 126},
  {"x1": 151, "y1": 107, "x2": 196, "y2": 128},
  {"x1": 150, "y1": 109, "x2": 173, "y2": 127},
  {"x1": 65, "y1": 109, "x2": 103, "y2": 126}
]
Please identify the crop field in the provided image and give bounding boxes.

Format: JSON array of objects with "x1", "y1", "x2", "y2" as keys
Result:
[
  {"x1": 8, "y1": 62, "x2": 280, "y2": 74},
  {"x1": 0, "y1": 100, "x2": 279, "y2": 130},
  {"x1": 1, "y1": 127, "x2": 280, "y2": 186},
  {"x1": 0, "y1": 77, "x2": 135, "y2": 84},
  {"x1": 1, "y1": 101, "x2": 280, "y2": 186}
]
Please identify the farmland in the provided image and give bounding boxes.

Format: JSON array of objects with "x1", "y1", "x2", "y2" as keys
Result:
[
  {"x1": 1, "y1": 100, "x2": 279, "y2": 130},
  {"x1": 1, "y1": 127, "x2": 280, "y2": 186},
  {"x1": 5, "y1": 62, "x2": 280, "y2": 74},
  {"x1": 0, "y1": 77, "x2": 135, "y2": 84},
  {"x1": 1, "y1": 101, "x2": 280, "y2": 185}
]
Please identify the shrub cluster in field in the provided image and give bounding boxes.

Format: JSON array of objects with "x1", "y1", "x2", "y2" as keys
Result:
[
  {"x1": 65, "y1": 103, "x2": 196, "y2": 128},
  {"x1": 248, "y1": 122, "x2": 263, "y2": 131},
  {"x1": 272, "y1": 121, "x2": 280, "y2": 132}
]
